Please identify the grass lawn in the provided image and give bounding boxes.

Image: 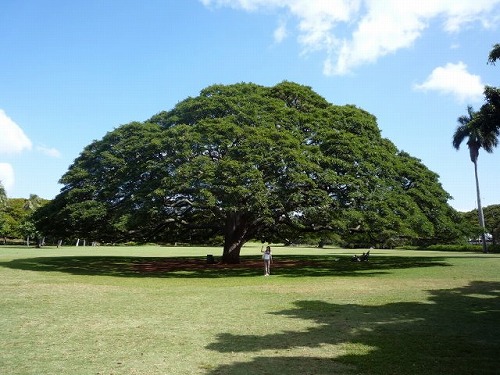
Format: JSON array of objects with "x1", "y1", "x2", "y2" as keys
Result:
[{"x1": 1, "y1": 244, "x2": 499, "y2": 375}]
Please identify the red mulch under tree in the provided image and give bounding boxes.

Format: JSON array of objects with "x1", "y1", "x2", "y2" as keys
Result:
[{"x1": 132, "y1": 258, "x2": 313, "y2": 273}]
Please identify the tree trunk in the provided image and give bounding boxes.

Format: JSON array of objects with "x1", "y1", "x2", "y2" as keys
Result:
[
  {"x1": 473, "y1": 160, "x2": 488, "y2": 253},
  {"x1": 222, "y1": 212, "x2": 250, "y2": 264}
]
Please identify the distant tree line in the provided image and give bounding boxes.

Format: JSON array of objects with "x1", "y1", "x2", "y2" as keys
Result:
[
  {"x1": 461, "y1": 205, "x2": 500, "y2": 246},
  {"x1": 0, "y1": 190, "x2": 47, "y2": 246}
]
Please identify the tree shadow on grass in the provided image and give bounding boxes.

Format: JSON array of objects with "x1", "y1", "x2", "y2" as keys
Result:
[
  {"x1": 0, "y1": 254, "x2": 450, "y2": 278},
  {"x1": 206, "y1": 281, "x2": 500, "y2": 375}
]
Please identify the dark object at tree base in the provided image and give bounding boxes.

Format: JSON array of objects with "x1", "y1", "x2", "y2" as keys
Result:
[{"x1": 207, "y1": 254, "x2": 216, "y2": 264}]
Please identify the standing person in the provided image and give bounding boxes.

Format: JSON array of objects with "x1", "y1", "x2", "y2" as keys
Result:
[{"x1": 261, "y1": 245, "x2": 272, "y2": 276}]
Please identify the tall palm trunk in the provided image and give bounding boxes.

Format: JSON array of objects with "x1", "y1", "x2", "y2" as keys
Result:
[{"x1": 473, "y1": 160, "x2": 488, "y2": 253}]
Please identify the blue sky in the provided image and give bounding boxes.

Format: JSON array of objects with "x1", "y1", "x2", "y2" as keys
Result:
[{"x1": 0, "y1": 0, "x2": 499, "y2": 212}]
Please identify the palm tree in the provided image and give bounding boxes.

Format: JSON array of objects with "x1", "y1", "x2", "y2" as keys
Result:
[
  {"x1": 23, "y1": 194, "x2": 43, "y2": 212},
  {"x1": 452, "y1": 106, "x2": 498, "y2": 253},
  {"x1": 0, "y1": 182, "x2": 8, "y2": 245},
  {"x1": 0, "y1": 181, "x2": 6, "y2": 206},
  {"x1": 22, "y1": 194, "x2": 45, "y2": 247},
  {"x1": 487, "y1": 43, "x2": 500, "y2": 65}
]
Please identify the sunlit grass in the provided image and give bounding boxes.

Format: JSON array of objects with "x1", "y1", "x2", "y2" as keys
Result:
[{"x1": 1, "y1": 244, "x2": 499, "y2": 374}]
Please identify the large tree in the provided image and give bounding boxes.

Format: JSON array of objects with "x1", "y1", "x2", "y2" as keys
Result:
[
  {"x1": 36, "y1": 82, "x2": 463, "y2": 262},
  {"x1": 452, "y1": 106, "x2": 497, "y2": 252}
]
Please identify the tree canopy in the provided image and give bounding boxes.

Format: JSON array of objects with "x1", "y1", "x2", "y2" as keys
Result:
[
  {"x1": 487, "y1": 43, "x2": 500, "y2": 65},
  {"x1": 35, "y1": 82, "x2": 464, "y2": 262},
  {"x1": 471, "y1": 43, "x2": 500, "y2": 145}
]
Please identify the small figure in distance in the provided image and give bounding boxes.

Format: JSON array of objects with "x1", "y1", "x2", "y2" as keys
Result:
[
  {"x1": 360, "y1": 251, "x2": 370, "y2": 261},
  {"x1": 352, "y1": 251, "x2": 370, "y2": 262},
  {"x1": 261, "y1": 245, "x2": 273, "y2": 276}
]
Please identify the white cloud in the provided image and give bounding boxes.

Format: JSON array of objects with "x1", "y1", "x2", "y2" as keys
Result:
[
  {"x1": 0, "y1": 163, "x2": 14, "y2": 194},
  {"x1": 200, "y1": 0, "x2": 500, "y2": 75},
  {"x1": 440, "y1": 0, "x2": 500, "y2": 32},
  {"x1": 201, "y1": 0, "x2": 282, "y2": 12},
  {"x1": 0, "y1": 109, "x2": 32, "y2": 154},
  {"x1": 36, "y1": 145, "x2": 62, "y2": 158},
  {"x1": 273, "y1": 19, "x2": 288, "y2": 43},
  {"x1": 414, "y1": 62, "x2": 484, "y2": 103}
]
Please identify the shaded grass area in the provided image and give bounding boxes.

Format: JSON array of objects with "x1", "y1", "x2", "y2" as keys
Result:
[
  {"x1": 1, "y1": 246, "x2": 499, "y2": 374},
  {"x1": 0, "y1": 254, "x2": 451, "y2": 278},
  {"x1": 207, "y1": 282, "x2": 500, "y2": 374}
]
